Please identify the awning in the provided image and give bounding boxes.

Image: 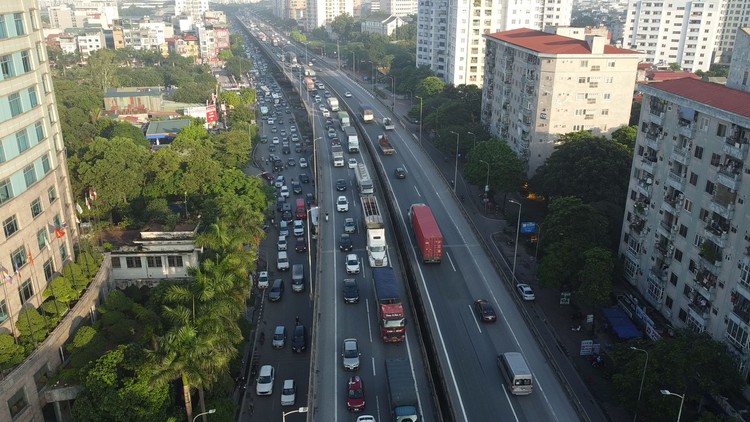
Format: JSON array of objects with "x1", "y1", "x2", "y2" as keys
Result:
[{"x1": 601, "y1": 307, "x2": 642, "y2": 339}]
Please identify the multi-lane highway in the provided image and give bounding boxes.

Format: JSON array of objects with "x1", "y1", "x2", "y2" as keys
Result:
[{"x1": 238, "y1": 9, "x2": 583, "y2": 422}]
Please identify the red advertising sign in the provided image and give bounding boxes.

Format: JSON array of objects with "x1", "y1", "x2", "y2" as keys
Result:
[{"x1": 205, "y1": 105, "x2": 217, "y2": 123}]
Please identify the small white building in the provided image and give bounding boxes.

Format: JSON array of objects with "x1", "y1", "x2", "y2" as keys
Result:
[
  {"x1": 361, "y1": 14, "x2": 404, "y2": 36},
  {"x1": 108, "y1": 222, "x2": 201, "y2": 287}
]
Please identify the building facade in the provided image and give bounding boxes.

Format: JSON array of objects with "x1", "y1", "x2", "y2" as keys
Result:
[
  {"x1": 715, "y1": 0, "x2": 750, "y2": 64},
  {"x1": 305, "y1": 0, "x2": 354, "y2": 30},
  {"x1": 361, "y1": 14, "x2": 405, "y2": 36},
  {"x1": 416, "y1": 0, "x2": 573, "y2": 87},
  {"x1": 379, "y1": 0, "x2": 417, "y2": 17},
  {"x1": 175, "y1": 0, "x2": 209, "y2": 22},
  {"x1": 481, "y1": 28, "x2": 640, "y2": 176},
  {"x1": 623, "y1": 0, "x2": 727, "y2": 72},
  {"x1": 0, "y1": 1, "x2": 78, "y2": 338},
  {"x1": 619, "y1": 77, "x2": 750, "y2": 369},
  {"x1": 727, "y1": 28, "x2": 750, "y2": 93}
]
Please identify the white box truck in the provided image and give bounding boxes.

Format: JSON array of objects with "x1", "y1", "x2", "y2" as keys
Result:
[
  {"x1": 327, "y1": 97, "x2": 340, "y2": 112},
  {"x1": 344, "y1": 126, "x2": 359, "y2": 152}
]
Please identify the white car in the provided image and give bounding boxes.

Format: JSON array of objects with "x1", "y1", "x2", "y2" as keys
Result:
[
  {"x1": 346, "y1": 253, "x2": 360, "y2": 274},
  {"x1": 257, "y1": 271, "x2": 269, "y2": 289},
  {"x1": 293, "y1": 220, "x2": 305, "y2": 236},
  {"x1": 344, "y1": 91, "x2": 352, "y2": 98},
  {"x1": 516, "y1": 283, "x2": 536, "y2": 301},
  {"x1": 275, "y1": 175, "x2": 285, "y2": 188},
  {"x1": 277, "y1": 235, "x2": 287, "y2": 251},
  {"x1": 299, "y1": 158, "x2": 308, "y2": 168},
  {"x1": 272, "y1": 137, "x2": 280, "y2": 144},
  {"x1": 280, "y1": 185, "x2": 290, "y2": 198},
  {"x1": 341, "y1": 338, "x2": 361, "y2": 370},
  {"x1": 322, "y1": 109, "x2": 330, "y2": 117},
  {"x1": 314, "y1": 95, "x2": 322, "y2": 103},
  {"x1": 337, "y1": 196, "x2": 349, "y2": 212},
  {"x1": 319, "y1": 105, "x2": 328, "y2": 112},
  {"x1": 277, "y1": 251, "x2": 290, "y2": 271},
  {"x1": 348, "y1": 158, "x2": 358, "y2": 169},
  {"x1": 356, "y1": 417, "x2": 376, "y2": 422},
  {"x1": 256, "y1": 365, "x2": 274, "y2": 396},
  {"x1": 280, "y1": 379, "x2": 296, "y2": 406}
]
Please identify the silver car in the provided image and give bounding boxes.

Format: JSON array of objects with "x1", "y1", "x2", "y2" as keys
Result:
[{"x1": 341, "y1": 338, "x2": 360, "y2": 371}]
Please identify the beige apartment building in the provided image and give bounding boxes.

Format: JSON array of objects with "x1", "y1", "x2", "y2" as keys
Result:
[
  {"x1": 619, "y1": 77, "x2": 750, "y2": 369},
  {"x1": 481, "y1": 28, "x2": 640, "y2": 176}
]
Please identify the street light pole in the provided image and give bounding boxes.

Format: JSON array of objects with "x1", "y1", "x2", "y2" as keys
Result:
[
  {"x1": 282, "y1": 406, "x2": 309, "y2": 422},
  {"x1": 630, "y1": 347, "x2": 649, "y2": 422},
  {"x1": 508, "y1": 200, "x2": 521, "y2": 282},
  {"x1": 660, "y1": 389, "x2": 685, "y2": 421},
  {"x1": 467, "y1": 131, "x2": 477, "y2": 149},
  {"x1": 192, "y1": 409, "x2": 216, "y2": 422},
  {"x1": 388, "y1": 75, "x2": 395, "y2": 110},
  {"x1": 479, "y1": 159, "x2": 490, "y2": 194},
  {"x1": 449, "y1": 130, "x2": 459, "y2": 193},
  {"x1": 415, "y1": 95, "x2": 423, "y2": 147}
]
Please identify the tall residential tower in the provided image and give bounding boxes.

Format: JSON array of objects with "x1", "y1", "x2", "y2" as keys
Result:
[{"x1": 416, "y1": 0, "x2": 572, "y2": 87}]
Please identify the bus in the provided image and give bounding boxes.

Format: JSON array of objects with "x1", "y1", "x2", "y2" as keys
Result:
[
  {"x1": 303, "y1": 77, "x2": 315, "y2": 92},
  {"x1": 355, "y1": 163, "x2": 374, "y2": 194},
  {"x1": 497, "y1": 352, "x2": 533, "y2": 395}
]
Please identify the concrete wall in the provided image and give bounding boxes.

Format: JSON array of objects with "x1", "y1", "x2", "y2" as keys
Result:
[{"x1": 0, "y1": 258, "x2": 112, "y2": 422}]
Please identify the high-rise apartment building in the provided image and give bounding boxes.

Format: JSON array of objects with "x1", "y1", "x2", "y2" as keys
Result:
[
  {"x1": 175, "y1": 0, "x2": 209, "y2": 21},
  {"x1": 619, "y1": 77, "x2": 750, "y2": 359},
  {"x1": 622, "y1": 0, "x2": 750, "y2": 72},
  {"x1": 0, "y1": 1, "x2": 77, "y2": 338},
  {"x1": 481, "y1": 28, "x2": 640, "y2": 176},
  {"x1": 416, "y1": 0, "x2": 573, "y2": 87},
  {"x1": 727, "y1": 28, "x2": 750, "y2": 92},
  {"x1": 305, "y1": 0, "x2": 353, "y2": 30}
]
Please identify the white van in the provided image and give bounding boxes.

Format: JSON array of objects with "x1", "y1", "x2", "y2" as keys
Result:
[
  {"x1": 292, "y1": 264, "x2": 304, "y2": 292},
  {"x1": 497, "y1": 352, "x2": 533, "y2": 395}
]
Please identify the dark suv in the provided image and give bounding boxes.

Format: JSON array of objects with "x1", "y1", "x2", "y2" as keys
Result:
[{"x1": 292, "y1": 323, "x2": 307, "y2": 353}]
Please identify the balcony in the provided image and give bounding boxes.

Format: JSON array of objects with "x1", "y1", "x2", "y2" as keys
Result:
[
  {"x1": 716, "y1": 165, "x2": 742, "y2": 191},
  {"x1": 640, "y1": 156, "x2": 656, "y2": 174},
  {"x1": 649, "y1": 110, "x2": 665, "y2": 125},
  {"x1": 637, "y1": 177, "x2": 653, "y2": 197},
  {"x1": 723, "y1": 138, "x2": 749, "y2": 161},
  {"x1": 710, "y1": 196, "x2": 736, "y2": 220},
  {"x1": 667, "y1": 170, "x2": 687, "y2": 190},
  {"x1": 630, "y1": 217, "x2": 646, "y2": 235},
  {"x1": 662, "y1": 191, "x2": 683, "y2": 213},
  {"x1": 678, "y1": 119, "x2": 696, "y2": 138},
  {"x1": 671, "y1": 146, "x2": 691, "y2": 166},
  {"x1": 732, "y1": 294, "x2": 750, "y2": 325},
  {"x1": 687, "y1": 298, "x2": 711, "y2": 326},
  {"x1": 634, "y1": 200, "x2": 648, "y2": 216},
  {"x1": 644, "y1": 130, "x2": 663, "y2": 149},
  {"x1": 693, "y1": 268, "x2": 718, "y2": 301}
]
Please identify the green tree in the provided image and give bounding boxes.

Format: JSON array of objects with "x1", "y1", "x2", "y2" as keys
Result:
[
  {"x1": 0, "y1": 334, "x2": 25, "y2": 370},
  {"x1": 212, "y1": 131, "x2": 251, "y2": 168},
  {"x1": 612, "y1": 125, "x2": 637, "y2": 155},
  {"x1": 170, "y1": 136, "x2": 221, "y2": 197},
  {"x1": 219, "y1": 91, "x2": 242, "y2": 108},
  {"x1": 43, "y1": 276, "x2": 78, "y2": 306},
  {"x1": 218, "y1": 49, "x2": 233, "y2": 62},
  {"x1": 575, "y1": 247, "x2": 614, "y2": 309},
  {"x1": 97, "y1": 119, "x2": 149, "y2": 148},
  {"x1": 87, "y1": 49, "x2": 119, "y2": 91},
  {"x1": 416, "y1": 76, "x2": 446, "y2": 97},
  {"x1": 331, "y1": 14, "x2": 357, "y2": 39},
  {"x1": 611, "y1": 333, "x2": 743, "y2": 421},
  {"x1": 629, "y1": 101, "x2": 642, "y2": 126},
  {"x1": 668, "y1": 62, "x2": 682, "y2": 71},
  {"x1": 16, "y1": 307, "x2": 50, "y2": 350},
  {"x1": 77, "y1": 137, "x2": 150, "y2": 215},
  {"x1": 465, "y1": 141, "x2": 525, "y2": 196}
]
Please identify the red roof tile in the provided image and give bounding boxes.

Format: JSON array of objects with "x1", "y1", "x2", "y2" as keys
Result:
[
  {"x1": 485, "y1": 28, "x2": 639, "y2": 55},
  {"x1": 645, "y1": 71, "x2": 701, "y2": 82},
  {"x1": 647, "y1": 78, "x2": 750, "y2": 119}
]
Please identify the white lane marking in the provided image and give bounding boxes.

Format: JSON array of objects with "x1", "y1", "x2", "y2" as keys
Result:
[
  {"x1": 501, "y1": 384, "x2": 521, "y2": 421},
  {"x1": 470, "y1": 305, "x2": 482, "y2": 334},
  {"x1": 446, "y1": 251, "x2": 457, "y2": 271},
  {"x1": 371, "y1": 357, "x2": 376, "y2": 377},
  {"x1": 366, "y1": 298, "x2": 373, "y2": 343}
]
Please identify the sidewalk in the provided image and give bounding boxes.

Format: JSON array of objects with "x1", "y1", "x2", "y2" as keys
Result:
[{"x1": 361, "y1": 78, "x2": 630, "y2": 422}]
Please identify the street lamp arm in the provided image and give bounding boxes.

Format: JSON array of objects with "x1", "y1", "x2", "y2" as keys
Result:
[{"x1": 192, "y1": 409, "x2": 216, "y2": 422}]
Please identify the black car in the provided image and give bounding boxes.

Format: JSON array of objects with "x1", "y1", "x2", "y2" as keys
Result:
[
  {"x1": 306, "y1": 193, "x2": 315, "y2": 206},
  {"x1": 394, "y1": 167, "x2": 407, "y2": 179},
  {"x1": 281, "y1": 204, "x2": 293, "y2": 222},
  {"x1": 336, "y1": 179, "x2": 347, "y2": 191},
  {"x1": 292, "y1": 323, "x2": 307, "y2": 352},
  {"x1": 299, "y1": 173, "x2": 310, "y2": 184},
  {"x1": 273, "y1": 160, "x2": 284, "y2": 171},
  {"x1": 260, "y1": 136, "x2": 268, "y2": 144},
  {"x1": 269, "y1": 279, "x2": 284, "y2": 302},
  {"x1": 339, "y1": 233, "x2": 353, "y2": 252},
  {"x1": 295, "y1": 144, "x2": 302, "y2": 153},
  {"x1": 292, "y1": 181, "x2": 302, "y2": 194},
  {"x1": 287, "y1": 158, "x2": 296, "y2": 167},
  {"x1": 473, "y1": 299, "x2": 497, "y2": 322},
  {"x1": 269, "y1": 144, "x2": 277, "y2": 153},
  {"x1": 342, "y1": 278, "x2": 359, "y2": 304},
  {"x1": 282, "y1": 145, "x2": 291, "y2": 155},
  {"x1": 295, "y1": 236, "x2": 307, "y2": 252}
]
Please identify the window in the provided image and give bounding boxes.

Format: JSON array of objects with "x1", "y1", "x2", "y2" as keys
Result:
[
  {"x1": 16, "y1": 130, "x2": 28, "y2": 153},
  {"x1": 705, "y1": 180, "x2": 715, "y2": 194},
  {"x1": 111, "y1": 256, "x2": 121, "y2": 268},
  {"x1": 36, "y1": 228, "x2": 47, "y2": 249},
  {"x1": 605, "y1": 76, "x2": 614, "y2": 83},
  {"x1": 168, "y1": 256, "x2": 184, "y2": 267},
  {"x1": 28, "y1": 87, "x2": 37, "y2": 108},
  {"x1": 126, "y1": 257, "x2": 142, "y2": 268},
  {"x1": 35, "y1": 121, "x2": 44, "y2": 141},
  {"x1": 59, "y1": 243, "x2": 67, "y2": 261},
  {"x1": 3, "y1": 215, "x2": 18, "y2": 238},
  {"x1": 717, "y1": 124, "x2": 727, "y2": 137},
  {"x1": 0, "y1": 54, "x2": 14, "y2": 79},
  {"x1": 47, "y1": 104, "x2": 55, "y2": 122},
  {"x1": 30, "y1": 198, "x2": 42, "y2": 217},
  {"x1": 147, "y1": 256, "x2": 162, "y2": 267},
  {"x1": 29, "y1": 10, "x2": 37, "y2": 31},
  {"x1": 679, "y1": 224, "x2": 688, "y2": 237},
  {"x1": 673, "y1": 249, "x2": 683, "y2": 262},
  {"x1": 0, "y1": 144, "x2": 4, "y2": 163},
  {"x1": 41, "y1": 154, "x2": 50, "y2": 174},
  {"x1": 604, "y1": 93, "x2": 611, "y2": 100},
  {"x1": 693, "y1": 146, "x2": 703, "y2": 159},
  {"x1": 689, "y1": 172, "x2": 698, "y2": 186},
  {"x1": 684, "y1": 199, "x2": 693, "y2": 212},
  {"x1": 710, "y1": 153, "x2": 720, "y2": 166},
  {"x1": 43, "y1": 259, "x2": 54, "y2": 281},
  {"x1": 0, "y1": 17, "x2": 7, "y2": 39},
  {"x1": 18, "y1": 278, "x2": 33, "y2": 303},
  {"x1": 47, "y1": 185, "x2": 57, "y2": 203},
  {"x1": 665, "y1": 296, "x2": 673, "y2": 309},
  {"x1": 0, "y1": 178, "x2": 13, "y2": 204},
  {"x1": 670, "y1": 272, "x2": 678, "y2": 286},
  {"x1": 580, "y1": 60, "x2": 588, "y2": 67},
  {"x1": 7, "y1": 388, "x2": 28, "y2": 418},
  {"x1": 9, "y1": 92, "x2": 22, "y2": 117},
  {"x1": 0, "y1": 299, "x2": 7, "y2": 323},
  {"x1": 578, "y1": 76, "x2": 586, "y2": 83},
  {"x1": 23, "y1": 164, "x2": 36, "y2": 187},
  {"x1": 21, "y1": 50, "x2": 31, "y2": 73},
  {"x1": 608, "y1": 61, "x2": 616, "y2": 68},
  {"x1": 699, "y1": 117, "x2": 709, "y2": 131},
  {"x1": 13, "y1": 13, "x2": 24, "y2": 36},
  {"x1": 602, "y1": 109, "x2": 609, "y2": 116}
]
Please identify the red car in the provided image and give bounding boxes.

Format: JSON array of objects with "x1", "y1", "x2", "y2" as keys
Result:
[{"x1": 346, "y1": 375, "x2": 365, "y2": 412}]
